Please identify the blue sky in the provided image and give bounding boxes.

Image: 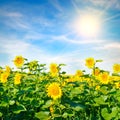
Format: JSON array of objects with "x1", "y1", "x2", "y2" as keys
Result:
[{"x1": 0, "y1": 0, "x2": 120, "y2": 73}]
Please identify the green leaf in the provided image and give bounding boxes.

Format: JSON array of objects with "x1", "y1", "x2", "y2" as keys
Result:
[
  {"x1": 73, "y1": 106, "x2": 83, "y2": 111},
  {"x1": 39, "y1": 64, "x2": 46, "y2": 67},
  {"x1": 109, "y1": 88, "x2": 116, "y2": 94},
  {"x1": 101, "y1": 107, "x2": 118, "y2": 120},
  {"x1": 61, "y1": 71, "x2": 66, "y2": 74},
  {"x1": 83, "y1": 74, "x2": 90, "y2": 78},
  {"x1": 94, "y1": 96, "x2": 108, "y2": 105},
  {"x1": 62, "y1": 112, "x2": 68, "y2": 118},
  {"x1": 35, "y1": 111, "x2": 49, "y2": 120},
  {"x1": 101, "y1": 108, "x2": 111, "y2": 120},
  {"x1": 9, "y1": 100, "x2": 15, "y2": 105},
  {"x1": 71, "y1": 87, "x2": 81, "y2": 95},
  {"x1": 0, "y1": 101, "x2": 8, "y2": 107},
  {"x1": 64, "y1": 99, "x2": 85, "y2": 109},
  {"x1": 13, "y1": 104, "x2": 27, "y2": 114},
  {"x1": 0, "y1": 87, "x2": 4, "y2": 92},
  {"x1": 111, "y1": 107, "x2": 118, "y2": 118},
  {"x1": 117, "y1": 96, "x2": 120, "y2": 102},
  {"x1": 42, "y1": 100, "x2": 52, "y2": 109},
  {"x1": 100, "y1": 86, "x2": 108, "y2": 94},
  {"x1": 59, "y1": 64, "x2": 66, "y2": 67},
  {"x1": 59, "y1": 104, "x2": 66, "y2": 110},
  {"x1": 31, "y1": 99, "x2": 40, "y2": 107},
  {"x1": 96, "y1": 60, "x2": 103, "y2": 62},
  {"x1": 0, "y1": 112, "x2": 3, "y2": 117},
  {"x1": 112, "y1": 73, "x2": 120, "y2": 76}
]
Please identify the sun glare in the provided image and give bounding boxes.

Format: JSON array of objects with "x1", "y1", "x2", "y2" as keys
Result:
[{"x1": 73, "y1": 14, "x2": 101, "y2": 37}]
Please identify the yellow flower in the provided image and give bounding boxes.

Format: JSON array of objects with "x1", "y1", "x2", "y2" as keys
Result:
[
  {"x1": 75, "y1": 70, "x2": 83, "y2": 77},
  {"x1": 95, "y1": 85, "x2": 100, "y2": 90},
  {"x1": 49, "y1": 106, "x2": 54, "y2": 114},
  {"x1": 85, "y1": 77, "x2": 91, "y2": 82},
  {"x1": 50, "y1": 63, "x2": 58, "y2": 77},
  {"x1": 5, "y1": 66, "x2": 11, "y2": 73},
  {"x1": 109, "y1": 76, "x2": 120, "y2": 83},
  {"x1": 92, "y1": 68, "x2": 100, "y2": 76},
  {"x1": 0, "y1": 72, "x2": 9, "y2": 83},
  {"x1": 99, "y1": 72, "x2": 109, "y2": 84},
  {"x1": 113, "y1": 64, "x2": 120, "y2": 73},
  {"x1": 61, "y1": 81, "x2": 66, "y2": 86},
  {"x1": 66, "y1": 75, "x2": 75, "y2": 82},
  {"x1": 14, "y1": 73, "x2": 21, "y2": 85},
  {"x1": 74, "y1": 70, "x2": 83, "y2": 81},
  {"x1": 115, "y1": 82, "x2": 120, "y2": 89},
  {"x1": 113, "y1": 76, "x2": 120, "y2": 81},
  {"x1": 47, "y1": 83, "x2": 62, "y2": 100},
  {"x1": 85, "y1": 57, "x2": 95, "y2": 68},
  {"x1": 13, "y1": 56, "x2": 24, "y2": 68}
]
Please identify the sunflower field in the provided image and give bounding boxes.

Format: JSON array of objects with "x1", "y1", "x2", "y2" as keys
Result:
[{"x1": 0, "y1": 56, "x2": 120, "y2": 120}]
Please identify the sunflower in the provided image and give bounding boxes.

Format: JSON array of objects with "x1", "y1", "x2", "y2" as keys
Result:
[
  {"x1": 92, "y1": 68, "x2": 100, "y2": 76},
  {"x1": 115, "y1": 82, "x2": 120, "y2": 89},
  {"x1": 113, "y1": 64, "x2": 120, "y2": 73},
  {"x1": 49, "y1": 106, "x2": 54, "y2": 114},
  {"x1": 13, "y1": 56, "x2": 24, "y2": 68},
  {"x1": 95, "y1": 85, "x2": 100, "y2": 90},
  {"x1": 5, "y1": 65, "x2": 11, "y2": 73},
  {"x1": 85, "y1": 57, "x2": 95, "y2": 68},
  {"x1": 66, "y1": 75, "x2": 75, "y2": 82},
  {"x1": 75, "y1": 70, "x2": 83, "y2": 77},
  {"x1": 14, "y1": 73, "x2": 21, "y2": 85},
  {"x1": 99, "y1": 72, "x2": 109, "y2": 84},
  {"x1": 47, "y1": 83, "x2": 62, "y2": 100},
  {"x1": 0, "y1": 72, "x2": 9, "y2": 83},
  {"x1": 50, "y1": 63, "x2": 58, "y2": 77}
]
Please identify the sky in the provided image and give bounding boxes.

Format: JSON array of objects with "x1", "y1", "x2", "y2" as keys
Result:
[{"x1": 0, "y1": 0, "x2": 120, "y2": 73}]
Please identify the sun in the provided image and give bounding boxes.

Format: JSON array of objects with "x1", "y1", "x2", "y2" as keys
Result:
[{"x1": 73, "y1": 14, "x2": 101, "y2": 37}]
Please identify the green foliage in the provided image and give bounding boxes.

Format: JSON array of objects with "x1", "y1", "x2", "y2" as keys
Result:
[
  {"x1": 35, "y1": 111, "x2": 50, "y2": 120},
  {"x1": 0, "y1": 57, "x2": 120, "y2": 120}
]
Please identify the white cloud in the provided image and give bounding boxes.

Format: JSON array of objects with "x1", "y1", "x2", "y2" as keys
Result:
[
  {"x1": 32, "y1": 16, "x2": 54, "y2": 28},
  {"x1": 0, "y1": 37, "x2": 48, "y2": 68},
  {"x1": 0, "y1": 34, "x2": 119, "y2": 74},
  {"x1": 0, "y1": 1, "x2": 119, "y2": 74},
  {"x1": 71, "y1": 0, "x2": 81, "y2": 13},
  {"x1": 0, "y1": 8, "x2": 55, "y2": 32},
  {"x1": 89, "y1": 0, "x2": 120, "y2": 10},
  {"x1": 71, "y1": 0, "x2": 120, "y2": 21},
  {"x1": 24, "y1": 31, "x2": 44, "y2": 40},
  {"x1": 0, "y1": 10, "x2": 23, "y2": 17},
  {"x1": 4, "y1": 12, "x2": 22, "y2": 17},
  {"x1": 49, "y1": 0, "x2": 63, "y2": 12},
  {"x1": 94, "y1": 41, "x2": 120, "y2": 50},
  {"x1": 92, "y1": 40, "x2": 120, "y2": 72},
  {"x1": 51, "y1": 35, "x2": 104, "y2": 44},
  {"x1": 0, "y1": 36, "x2": 30, "y2": 56},
  {"x1": 0, "y1": 35, "x2": 86, "y2": 73},
  {"x1": 0, "y1": 9, "x2": 31, "y2": 30},
  {"x1": 104, "y1": 13, "x2": 120, "y2": 22},
  {"x1": 4, "y1": 17, "x2": 30, "y2": 30}
]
